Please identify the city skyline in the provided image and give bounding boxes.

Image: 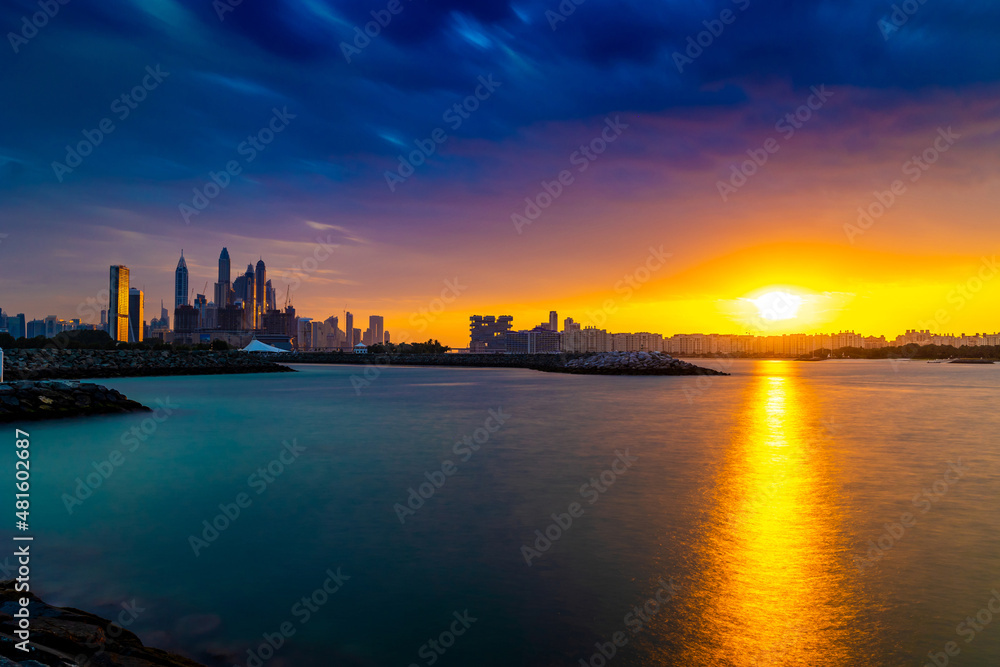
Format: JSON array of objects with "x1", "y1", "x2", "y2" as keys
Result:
[
  {"x1": 8, "y1": 256, "x2": 1000, "y2": 350},
  {"x1": 6, "y1": 241, "x2": 1000, "y2": 346}
]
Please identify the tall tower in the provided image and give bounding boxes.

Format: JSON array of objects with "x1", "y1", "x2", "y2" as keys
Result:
[
  {"x1": 265, "y1": 280, "x2": 276, "y2": 312},
  {"x1": 255, "y1": 258, "x2": 266, "y2": 329},
  {"x1": 109, "y1": 265, "x2": 130, "y2": 343},
  {"x1": 215, "y1": 247, "x2": 231, "y2": 308},
  {"x1": 243, "y1": 264, "x2": 256, "y2": 330},
  {"x1": 549, "y1": 311, "x2": 558, "y2": 332},
  {"x1": 345, "y1": 311, "x2": 354, "y2": 348},
  {"x1": 128, "y1": 288, "x2": 144, "y2": 343},
  {"x1": 369, "y1": 315, "x2": 384, "y2": 345},
  {"x1": 175, "y1": 251, "x2": 189, "y2": 308}
]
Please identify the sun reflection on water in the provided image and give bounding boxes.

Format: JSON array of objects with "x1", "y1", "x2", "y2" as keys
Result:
[{"x1": 662, "y1": 363, "x2": 870, "y2": 666}]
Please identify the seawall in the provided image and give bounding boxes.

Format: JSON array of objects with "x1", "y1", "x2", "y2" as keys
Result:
[{"x1": 2, "y1": 349, "x2": 295, "y2": 381}]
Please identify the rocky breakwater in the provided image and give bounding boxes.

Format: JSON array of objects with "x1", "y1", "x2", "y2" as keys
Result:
[
  {"x1": 276, "y1": 350, "x2": 726, "y2": 376},
  {"x1": 559, "y1": 351, "x2": 728, "y2": 375},
  {"x1": 0, "y1": 381, "x2": 151, "y2": 422},
  {"x1": 0, "y1": 580, "x2": 205, "y2": 666},
  {"x1": 2, "y1": 349, "x2": 295, "y2": 381}
]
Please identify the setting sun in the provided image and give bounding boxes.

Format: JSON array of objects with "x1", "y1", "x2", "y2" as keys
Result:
[{"x1": 752, "y1": 291, "x2": 804, "y2": 321}]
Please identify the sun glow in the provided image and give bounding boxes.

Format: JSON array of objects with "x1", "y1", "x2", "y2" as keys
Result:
[{"x1": 751, "y1": 291, "x2": 804, "y2": 321}]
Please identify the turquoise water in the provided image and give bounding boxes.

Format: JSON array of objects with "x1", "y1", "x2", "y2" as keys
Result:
[{"x1": 11, "y1": 360, "x2": 1000, "y2": 666}]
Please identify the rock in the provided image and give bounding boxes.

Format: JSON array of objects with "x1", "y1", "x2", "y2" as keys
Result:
[
  {"x1": 0, "y1": 579, "x2": 206, "y2": 666},
  {"x1": 0, "y1": 382, "x2": 151, "y2": 422}
]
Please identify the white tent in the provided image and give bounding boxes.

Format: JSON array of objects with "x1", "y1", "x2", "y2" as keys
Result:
[{"x1": 242, "y1": 339, "x2": 285, "y2": 353}]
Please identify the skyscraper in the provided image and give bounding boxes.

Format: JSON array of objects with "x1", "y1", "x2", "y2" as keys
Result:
[
  {"x1": 369, "y1": 315, "x2": 384, "y2": 345},
  {"x1": 266, "y1": 280, "x2": 276, "y2": 312},
  {"x1": 215, "y1": 247, "x2": 232, "y2": 308},
  {"x1": 175, "y1": 251, "x2": 189, "y2": 308},
  {"x1": 345, "y1": 311, "x2": 354, "y2": 348},
  {"x1": 128, "y1": 288, "x2": 144, "y2": 343},
  {"x1": 109, "y1": 265, "x2": 130, "y2": 342},
  {"x1": 241, "y1": 264, "x2": 256, "y2": 330},
  {"x1": 194, "y1": 293, "x2": 208, "y2": 328},
  {"x1": 549, "y1": 311, "x2": 558, "y2": 332},
  {"x1": 255, "y1": 258, "x2": 266, "y2": 329},
  {"x1": 9, "y1": 314, "x2": 25, "y2": 339}
]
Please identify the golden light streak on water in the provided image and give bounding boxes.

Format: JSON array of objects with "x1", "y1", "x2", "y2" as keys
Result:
[{"x1": 661, "y1": 363, "x2": 871, "y2": 666}]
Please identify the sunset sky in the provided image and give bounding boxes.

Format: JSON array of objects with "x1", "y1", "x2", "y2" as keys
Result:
[{"x1": 2, "y1": 0, "x2": 1000, "y2": 345}]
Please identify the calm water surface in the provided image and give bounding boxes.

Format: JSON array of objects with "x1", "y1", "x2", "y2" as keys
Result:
[{"x1": 14, "y1": 360, "x2": 1000, "y2": 666}]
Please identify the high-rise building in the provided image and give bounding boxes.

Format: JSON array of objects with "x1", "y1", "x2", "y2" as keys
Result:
[
  {"x1": 506, "y1": 327, "x2": 561, "y2": 354},
  {"x1": 255, "y1": 259, "x2": 266, "y2": 329},
  {"x1": 215, "y1": 247, "x2": 232, "y2": 308},
  {"x1": 297, "y1": 317, "x2": 313, "y2": 350},
  {"x1": 563, "y1": 317, "x2": 580, "y2": 333},
  {"x1": 109, "y1": 265, "x2": 130, "y2": 342},
  {"x1": 10, "y1": 314, "x2": 25, "y2": 339},
  {"x1": 318, "y1": 316, "x2": 341, "y2": 349},
  {"x1": 175, "y1": 251, "x2": 189, "y2": 308},
  {"x1": 100, "y1": 309, "x2": 107, "y2": 332},
  {"x1": 218, "y1": 305, "x2": 244, "y2": 331},
  {"x1": 174, "y1": 305, "x2": 199, "y2": 333},
  {"x1": 26, "y1": 319, "x2": 45, "y2": 338},
  {"x1": 549, "y1": 311, "x2": 558, "y2": 332},
  {"x1": 369, "y1": 315, "x2": 384, "y2": 345},
  {"x1": 194, "y1": 293, "x2": 208, "y2": 328},
  {"x1": 266, "y1": 280, "x2": 276, "y2": 312},
  {"x1": 233, "y1": 265, "x2": 256, "y2": 330},
  {"x1": 469, "y1": 315, "x2": 513, "y2": 353},
  {"x1": 128, "y1": 288, "x2": 144, "y2": 343},
  {"x1": 345, "y1": 311, "x2": 354, "y2": 348}
]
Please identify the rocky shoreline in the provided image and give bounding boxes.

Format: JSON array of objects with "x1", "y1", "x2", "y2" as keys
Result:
[
  {"x1": 0, "y1": 580, "x2": 205, "y2": 666},
  {"x1": 0, "y1": 381, "x2": 151, "y2": 423},
  {"x1": 2, "y1": 349, "x2": 294, "y2": 381},
  {"x1": 274, "y1": 350, "x2": 729, "y2": 376}
]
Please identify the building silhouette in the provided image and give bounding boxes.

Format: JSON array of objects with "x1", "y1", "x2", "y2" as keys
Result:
[
  {"x1": 214, "y1": 247, "x2": 232, "y2": 308},
  {"x1": 368, "y1": 315, "x2": 384, "y2": 346},
  {"x1": 255, "y1": 258, "x2": 266, "y2": 329},
  {"x1": 109, "y1": 265, "x2": 130, "y2": 342},
  {"x1": 175, "y1": 251, "x2": 189, "y2": 308},
  {"x1": 469, "y1": 315, "x2": 513, "y2": 353},
  {"x1": 128, "y1": 288, "x2": 144, "y2": 343}
]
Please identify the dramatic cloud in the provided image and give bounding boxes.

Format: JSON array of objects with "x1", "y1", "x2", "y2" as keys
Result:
[{"x1": 2, "y1": 0, "x2": 999, "y2": 341}]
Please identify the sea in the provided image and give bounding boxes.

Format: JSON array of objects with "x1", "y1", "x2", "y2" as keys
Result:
[{"x1": 15, "y1": 359, "x2": 1000, "y2": 666}]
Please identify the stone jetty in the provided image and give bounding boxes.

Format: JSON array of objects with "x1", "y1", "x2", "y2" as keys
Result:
[
  {"x1": 560, "y1": 350, "x2": 725, "y2": 375},
  {"x1": 271, "y1": 350, "x2": 728, "y2": 376},
  {"x1": 2, "y1": 349, "x2": 294, "y2": 381}
]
